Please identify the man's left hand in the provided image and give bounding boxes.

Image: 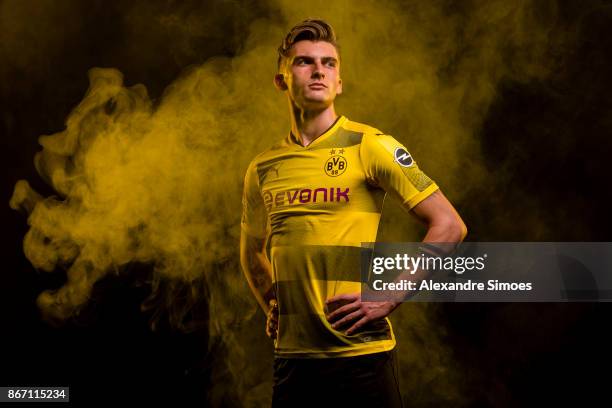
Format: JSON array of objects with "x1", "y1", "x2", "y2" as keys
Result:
[{"x1": 324, "y1": 292, "x2": 399, "y2": 336}]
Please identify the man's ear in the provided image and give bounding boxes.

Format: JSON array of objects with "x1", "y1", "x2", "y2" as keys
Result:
[
  {"x1": 336, "y1": 77, "x2": 343, "y2": 95},
  {"x1": 274, "y1": 74, "x2": 288, "y2": 91}
]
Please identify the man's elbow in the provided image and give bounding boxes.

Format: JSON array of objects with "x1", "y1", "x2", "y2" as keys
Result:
[
  {"x1": 441, "y1": 216, "x2": 467, "y2": 243},
  {"x1": 452, "y1": 218, "x2": 468, "y2": 242}
]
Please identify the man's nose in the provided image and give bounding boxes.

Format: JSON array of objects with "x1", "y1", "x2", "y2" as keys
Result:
[{"x1": 312, "y1": 61, "x2": 325, "y2": 79}]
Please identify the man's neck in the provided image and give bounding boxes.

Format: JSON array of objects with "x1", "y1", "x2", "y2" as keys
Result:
[{"x1": 290, "y1": 104, "x2": 339, "y2": 147}]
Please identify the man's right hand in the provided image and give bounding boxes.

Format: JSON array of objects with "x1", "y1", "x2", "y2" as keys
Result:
[{"x1": 265, "y1": 299, "x2": 278, "y2": 340}]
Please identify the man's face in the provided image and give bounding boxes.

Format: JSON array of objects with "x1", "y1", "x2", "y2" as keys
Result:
[{"x1": 276, "y1": 40, "x2": 342, "y2": 110}]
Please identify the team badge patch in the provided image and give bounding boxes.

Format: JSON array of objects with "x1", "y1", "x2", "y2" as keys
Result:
[
  {"x1": 394, "y1": 147, "x2": 414, "y2": 167},
  {"x1": 324, "y1": 155, "x2": 348, "y2": 177}
]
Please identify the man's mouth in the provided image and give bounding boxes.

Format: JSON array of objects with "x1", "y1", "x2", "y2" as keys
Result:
[{"x1": 308, "y1": 83, "x2": 327, "y2": 89}]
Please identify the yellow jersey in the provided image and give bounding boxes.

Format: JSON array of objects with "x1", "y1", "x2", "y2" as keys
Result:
[{"x1": 241, "y1": 115, "x2": 439, "y2": 358}]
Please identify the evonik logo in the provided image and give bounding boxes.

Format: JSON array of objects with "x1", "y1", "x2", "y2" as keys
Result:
[{"x1": 263, "y1": 187, "x2": 350, "y2": 211}]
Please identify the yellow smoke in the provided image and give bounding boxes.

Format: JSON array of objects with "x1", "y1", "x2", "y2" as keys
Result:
[{"x1": 9, "y1": 0, "x2": 562, "y2": 406}]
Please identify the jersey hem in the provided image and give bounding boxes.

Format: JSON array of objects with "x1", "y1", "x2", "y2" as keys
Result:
[{"x1": 273, "y1": 340, "x2": 396, "y2": 359}]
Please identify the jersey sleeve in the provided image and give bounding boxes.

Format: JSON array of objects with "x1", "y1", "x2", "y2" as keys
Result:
[
  {"x1": 241, "y1": 159, "x2": 269, "y2": 238},
  {"x1": 360, "y1": 132, "x2": 439, "y2": 210}
]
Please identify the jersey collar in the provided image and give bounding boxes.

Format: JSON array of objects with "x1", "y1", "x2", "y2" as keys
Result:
[{"x1": 288, "y1": 115, "x2": 347, "y2": 148}]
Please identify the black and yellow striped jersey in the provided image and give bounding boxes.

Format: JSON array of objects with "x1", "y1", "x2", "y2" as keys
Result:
[{"x1": 241, "y1": 115, "x2": 439, "y2": 358}]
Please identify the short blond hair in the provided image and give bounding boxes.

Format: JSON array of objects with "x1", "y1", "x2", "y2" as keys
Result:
[{"x1": 277, "y1": 19, "x2": 340, "y2": 70}]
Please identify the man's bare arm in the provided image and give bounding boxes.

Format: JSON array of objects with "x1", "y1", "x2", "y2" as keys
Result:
[
  {"x1": 239, "y1": 229, "x2": 276, "y2": 314},
  {"x1": 382, "y1": 189, "x2": 468, "y2": 305},
  {"x1": 411, "y1": 189, "x2": 467, "y2": 244}
]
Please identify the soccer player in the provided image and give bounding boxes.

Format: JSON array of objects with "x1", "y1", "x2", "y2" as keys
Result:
[{"x1": 240, "y1": 19, "x2": 467, "y2": 407}]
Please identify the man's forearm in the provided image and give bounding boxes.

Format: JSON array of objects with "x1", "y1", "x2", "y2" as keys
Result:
[
  {"x1": 422, "y1": 218, "x2": 467, "y2": 244},
  {"x1": 386, "y1": 221, "x2": 467, "y2": 307},
  {"x1": 240, "y1": 234, "x2": 276, "y2": 313}
]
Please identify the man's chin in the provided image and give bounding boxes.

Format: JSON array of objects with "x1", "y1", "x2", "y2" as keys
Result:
[{"x1": 298, "y1": 97, "x2": 334, "y2": 110}]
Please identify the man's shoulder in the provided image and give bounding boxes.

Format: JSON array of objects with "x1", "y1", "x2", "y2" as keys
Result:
[
  {"x1": 341, "y1": 119, "x2": 398, "y2": 157},
  {"x1": 247, "y1": 137, "x2": 291, "y2": 168},
  {"x1": 342, "y1": 118, "x2": 385, "y2": 137},
  {"x1": 342, "y1": 119, "x2": 414, "y2": 162}
]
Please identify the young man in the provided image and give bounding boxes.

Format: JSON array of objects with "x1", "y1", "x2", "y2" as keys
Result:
[{"x1": 240, "y1": 19, "x2": 467, "y2": 407}]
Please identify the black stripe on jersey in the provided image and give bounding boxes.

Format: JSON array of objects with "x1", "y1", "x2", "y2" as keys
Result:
[
  {"x1": 255, "y1": 154, "x2": 304, "y2": 185},
  {"x1": 306, "y1": 128, "x2": 364, "y2": 150},
  {"x1": 272, "y1": 245, "x2": 373, "y2": 282},
  {"x1": 253, "y1": 130, "x2": 364, "y2": 184}
]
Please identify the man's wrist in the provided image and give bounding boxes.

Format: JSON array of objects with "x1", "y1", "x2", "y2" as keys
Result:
[
  {"x1": 263, "y1": 285, "x2": 276, "y2": 306},
  {"x1": 387, "y1": 297, "x2": 402, "y2": 311}
]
